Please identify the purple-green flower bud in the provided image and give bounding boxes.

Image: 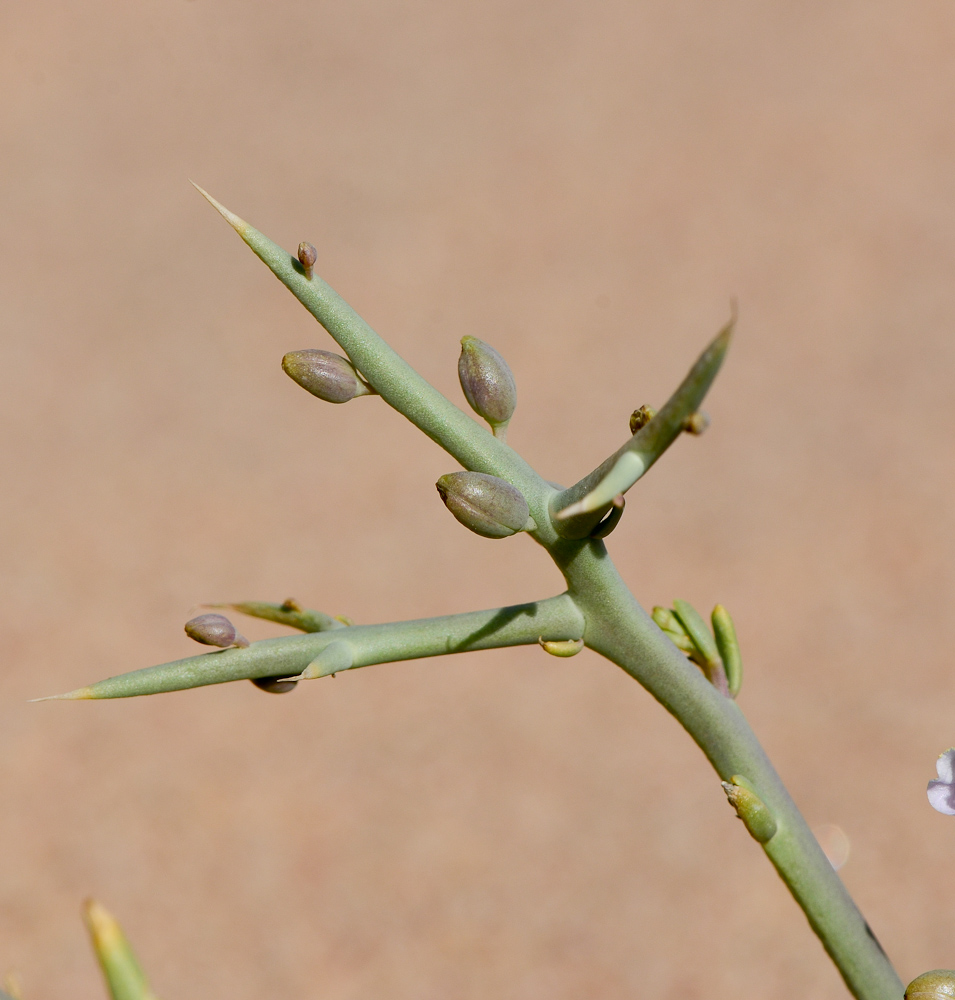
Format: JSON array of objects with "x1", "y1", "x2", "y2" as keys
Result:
[
  {"x1": 458, "y1": 337, "x2": 517, "y2": 437},
  {"x1": 184, "y1": 613, "x2": 249, "y2": 648},
  {"x1": 281, "y1": 349, "x2": 374, "y2": 404},
  {"x1": 436, "y1": 471, "x2": 531, "y2": 538}
]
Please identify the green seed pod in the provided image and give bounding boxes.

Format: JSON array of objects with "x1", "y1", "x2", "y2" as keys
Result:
[
  {"x1": 906, "y1": 971, "x2": 955, "y2": 999},
  {"x1": 436, "y1": 471, "x2": 531, "y2": 538},
  {"x1": 184, "y1": 613, "x2": 249, "y2": 648},
  {"x1": 722, "y1": 775, "x2": 777, "y2": 843},
  {"x1": 251, "y1": 676, "x2": 298, "y2": 694},
  {"x1": 458, "y1": 336, "x2": 517, "y2": 437},
  {"x1": 711, "y1": 604, "x2": 743, "y2": 698},
  {"x1": 282, "y1": 349, "x2": 374, "y2": 403}
]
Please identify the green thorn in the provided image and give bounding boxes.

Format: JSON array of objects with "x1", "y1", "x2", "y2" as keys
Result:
[
  {"x1": 214, "y1": 600, "x2": 346, "y2": 633},
  {"x1": 300, "y1": 640, "x2": 355, "y2": 679},
  {"x1": 29, "y1": 687, "x2": 95, "y2": 702},
  {"x1": 84, "y1": 900, "x2": 155, "y2": 1000}
]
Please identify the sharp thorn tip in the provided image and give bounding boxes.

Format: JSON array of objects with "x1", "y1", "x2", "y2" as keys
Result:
[{"x1": 191, "y1": 182, "x2": 247, "y2": 233}]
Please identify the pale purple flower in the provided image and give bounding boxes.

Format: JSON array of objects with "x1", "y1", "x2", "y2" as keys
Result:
[{"x1": 927, "y1": 749, "x2": 955, "y2": 814}]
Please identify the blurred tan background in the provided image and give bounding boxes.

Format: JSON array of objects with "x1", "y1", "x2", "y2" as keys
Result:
[{"x1": 2, "y1": 1, "x2": 955, "y2": 997}]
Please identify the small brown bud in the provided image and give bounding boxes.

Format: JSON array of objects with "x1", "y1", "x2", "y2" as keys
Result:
[
  {"x1": 629, "y1": 405, "x2": 656, "y2": 434},
  {"x1": 682, "y1": 411, "x2": 710, "y2": 435},
  {"x1": 297, "y1": 242, "x2": 317, "y2": 279},
  {"x1": 282, "y1": 349, "x2": 374, "y2": 403},
  {"x1": 436, "y1": 471, "x2": 531, "y2": 538},
  {"x1": 184, "y1": 613, "x2": 249, "y2": 649}
]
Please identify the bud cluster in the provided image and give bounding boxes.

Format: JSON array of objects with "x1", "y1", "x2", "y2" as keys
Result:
[{"x1": 651, "y1": 600, "x2": 741, "y2": 697}]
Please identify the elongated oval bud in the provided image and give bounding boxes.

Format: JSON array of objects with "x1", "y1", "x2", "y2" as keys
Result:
[
  {"x1": 436, "y1": 472, "x2": 530, "y2": 538},
  {"x1": 458, "y1": 337, "x2": 517, "y2": 437},
  {"x1": 673, "y1": 599, "x2": 720, "y2": 670},
  {"x1": 711, "y1": 604, "x2": 742, "y2": 698},
  {"x1": 282, "y1": 349, "x2": 374, "y2": 403},
  {"x1": 651, "y1": 606, "x2": 695, "y2": 654},
  {"x1": 906, "y1": 971, "x2": 955, "y2": 999},
  {"x1": 184, "y1": 613, "x2": 249, "y2": 648},
  {"x1": 722, "y1": 775, "x2": 777, "y2": 843},
  {"x1": 297, "y1": 242, "x2": 317, "y2": 279}
]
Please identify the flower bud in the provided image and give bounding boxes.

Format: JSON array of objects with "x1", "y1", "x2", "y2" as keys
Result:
[
  {"x1": 282, "y1": 349, "x2": 373, "y2": 403},
  {"x1": 297, "y1": 241, "x2": 317, "y2": 279},
  {"x1": 629, "y1": 405, "x2": 656, "y2": 434},
  {"x1": 722, "y1": 775, "x2": 777, "y2": 843},
  {"x1": 906, "y1": 971, "x2": 955, "y2": 999},
  {"x1": 184, "y1": 613, "x2": 249, "y2": 648},
  {"x1": 436, "y1": 471, "x2": 531, "y2": 538},
  {"x1": 711, "y1": 604, "x2": 742, "y2": 698},
  {"x1": 651, "y1": 606, "x2": 695, "y2": 655},
  {"x1": 682, "y1": 410, "x2": 710, "y2": 435},
  {"x1": 458, "y1": 337, "x2": 517, "y2": 437}
]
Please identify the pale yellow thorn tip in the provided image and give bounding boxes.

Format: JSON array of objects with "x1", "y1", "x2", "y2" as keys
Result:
[
  {"x1": 84, "y1": 899, "x2": 123, "y2": 948},
  {"x1": 29, "y1": 686, "x2": 95, "y2": 702},
  {"x1": 190, "y1": 181, "x2": 249, "y2": 235}
]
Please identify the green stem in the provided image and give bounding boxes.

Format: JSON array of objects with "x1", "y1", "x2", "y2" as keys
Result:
[
  {"x1": 550, "y1": 538, "x2": 903, "y2": 1000},
  {"x1": 46, "y1": 594, "x2": 584, "y2": 699}
]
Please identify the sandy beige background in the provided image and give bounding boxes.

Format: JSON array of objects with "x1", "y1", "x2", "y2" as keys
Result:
[{"x1": 2, "y1": 2, "x2": 955, "y2": 997}]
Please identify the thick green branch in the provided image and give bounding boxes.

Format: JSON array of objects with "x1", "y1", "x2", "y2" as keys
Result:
[
  {"x1": 552, "y1": 538, "x2": 903, "y2": 1000},
  {"x1": 42, "y1": 594, "x2": 584, "y2": 699}
]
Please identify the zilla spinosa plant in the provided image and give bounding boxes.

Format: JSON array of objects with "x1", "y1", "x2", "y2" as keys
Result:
[{"x1": 27, "y1": 185, "x2": 952, "y2": 1000}]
